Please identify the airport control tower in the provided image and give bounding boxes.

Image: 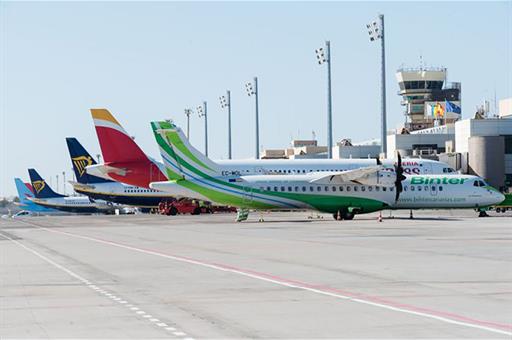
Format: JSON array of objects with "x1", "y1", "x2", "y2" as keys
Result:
[{"x1": 396, "y1": 67, "x2": 461, "y2": 131}]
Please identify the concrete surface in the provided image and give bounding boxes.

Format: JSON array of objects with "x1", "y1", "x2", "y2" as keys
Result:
[{"x1": 1, "y1": 210, "x2": 511, "y2": 338}]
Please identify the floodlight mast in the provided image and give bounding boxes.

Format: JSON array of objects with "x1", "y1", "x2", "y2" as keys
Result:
[
  {"x1": 315, "y1": 41, "x2": 333, "y2": 159},
  {"x1": 245, "y1": 77, "x2": 260, "y2": 159},
  {"x1": 184, "y1": 108, "x2": 192, "y2": 138},
  {"x1": 367, "y1": 14, "x2": 387, "y2": 158},
  {"x1": 197, "y1": 102, "x2": 208, "y2": 157},
  {"x1": 220, "y1": 90, "x2": 232, "y2": 159}
]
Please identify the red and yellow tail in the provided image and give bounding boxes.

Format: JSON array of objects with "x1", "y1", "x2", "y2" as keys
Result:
[{"x1": 90, "y1": 109, "x2": 167, "y2": 188}]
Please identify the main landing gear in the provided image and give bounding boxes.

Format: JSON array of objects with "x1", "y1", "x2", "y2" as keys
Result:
[{"x1": 333, "y1": 209, "x2": 355, "y2": 221}]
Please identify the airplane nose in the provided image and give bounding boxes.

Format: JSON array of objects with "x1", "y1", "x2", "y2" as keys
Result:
[{"x1": 495, "y1": 192, "x2": 505, "y2": 205}]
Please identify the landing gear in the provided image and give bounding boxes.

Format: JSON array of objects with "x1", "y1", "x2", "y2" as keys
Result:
[
  {"x1": 478, "y1": 210, "x2": 489, "y2": 217},
  {"x1": 334, "y1": 209, "x2": 355, "y2": 221}
]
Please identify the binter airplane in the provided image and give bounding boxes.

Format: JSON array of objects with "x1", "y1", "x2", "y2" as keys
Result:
[
  {"x1": 86, "y1": 109, "x2": 456, "y2": 189},
  {"x1": 148, "y1": 120, "x2": 505, "y2": 221},
  {"x1": 27, "y1": 169, "x2": 114, "y2": 214},
  {"x1": 66, "y1": 137, "x2": 174, "y2": 209}
]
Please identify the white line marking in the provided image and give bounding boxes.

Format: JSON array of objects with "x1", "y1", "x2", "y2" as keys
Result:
[
  {"x1": 136, "y1": 311, "x2": 145, "y2": 315},
  {"x1": 173, "y1": 331, "x2": 186, "y2": 336},
  {"x1": 156, "y1": 322, "x2": 167, "y2": 327},
  {"x1": 183, "y1": 338, "x2": 195, "y2": 340},
  {"x1": 130, "y1": 307, "x2": 139, "y2": 311},
  {"x1": 149, "y1": 318, "x2": 159, "y2": 322},
  {"x1": 119, "y1": 300, "x2": 127, "y2": 304},
  {"x1": 142, "y1": 315, "x2": 152, "y2": 318},
  {"x1": 165, "y1": 327, "x2": 176, "y2": 331},
  {"x1": 32, "y1": 228, "x2": 510, "y2": 336}
]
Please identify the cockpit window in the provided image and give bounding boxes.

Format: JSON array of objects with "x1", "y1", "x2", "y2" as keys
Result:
[{"x1": 473, "y1": 180, "x2": 487, "y2": 187}]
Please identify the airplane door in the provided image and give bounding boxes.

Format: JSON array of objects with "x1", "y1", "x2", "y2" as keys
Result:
[{"x1": 243, "y1": 184, "x2": 253, "y2": 203}]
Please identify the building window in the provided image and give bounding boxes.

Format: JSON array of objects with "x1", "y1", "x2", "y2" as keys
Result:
[{"x1": 504, "y1": 136, "x2": 512, "y2": 154}]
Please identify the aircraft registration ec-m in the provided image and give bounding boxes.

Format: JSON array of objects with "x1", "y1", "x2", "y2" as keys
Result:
[{"x1": 148, "y1": 120, "x2": 505, "y2": 221}]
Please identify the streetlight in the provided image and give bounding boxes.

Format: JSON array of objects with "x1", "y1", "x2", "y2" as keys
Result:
[
  {"x1": 219, "y1": 91, "x2": 232, "y2": 159},
  {"x1": 56, "y1": 174, "x2": 59, "y2": 192},
  {"x1": 315, "y1": 41, "x2": 333, "y2": 159},
  {"x1": 184, "y1": 108, "x2": 193, "y2": 138},
  {"x1": 197, "y1": 101, "x2": 208, "y2": 157},
  {"x1": 366, "y1": 14, "x2": 387, "y2": 158},
  {"x1": 245, "y1": 77, "x2": 259, "y2": 159}
]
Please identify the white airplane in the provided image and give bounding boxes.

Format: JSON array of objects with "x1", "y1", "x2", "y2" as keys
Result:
[
  {"x1": 148, "y1": 120, "x2": 505, "y2": 221},
  {"x1": 27, "y1": 169, "x2": 114, "y2": 214},
  {"x1": 85, "y1": 109, "x2": 455, "y2": 189}
]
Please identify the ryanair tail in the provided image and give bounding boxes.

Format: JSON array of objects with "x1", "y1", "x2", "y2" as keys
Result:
[
  {"x1": 91, "y1": 109, "x2": 150, "y2": 164},
  {"x1": 150, "y1": 120, "x2": 221, "y2": 180},
  {"x1": 27, "y1": 169, "x2": 66, "y2": 199},
  {"x1": 65, "y1": 137, "x2": 112, "y2": 184}
]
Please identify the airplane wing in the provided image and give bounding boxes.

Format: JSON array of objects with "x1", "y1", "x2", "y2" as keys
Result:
[{"x1": 309, "y1": 165, "x2": 386, "y2": 184}]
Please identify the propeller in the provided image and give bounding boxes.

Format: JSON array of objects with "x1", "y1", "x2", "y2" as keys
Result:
[{"x1": 394, "y1": 152, "x2": 407, "y2": 201}]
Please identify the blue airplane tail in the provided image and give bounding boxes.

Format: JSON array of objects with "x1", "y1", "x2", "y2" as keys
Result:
[
  {"x1": 65, "y1": 137, "x2": 112, "y2": 184},
  {"x1": 27, "y1": 169, "x2": 66, "y2": 199},
  {"x1": 14, "y1": 178, "x2": 35, "y2": 206}
]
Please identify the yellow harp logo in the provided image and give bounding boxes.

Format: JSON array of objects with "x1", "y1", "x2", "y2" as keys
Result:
[
  {"x1": 72, "y1": 156, "x2": 93, "y2": 177},
  {"x1": 32, "y1": 180, "x2": 46, "y2": 194}
]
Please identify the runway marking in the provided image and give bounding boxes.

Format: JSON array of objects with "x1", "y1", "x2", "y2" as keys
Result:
[
  {"x1": 166, "y1": 327, "x2": 176, "y2": 331},
  {"x1": 157, "y1": 322, "x2": 168, "y2": 327},
  {"x1": 173, "y1": 331, "x2": 186, "y2": 336},
  {"x1": 0, "y1": 232, "x2": 193, "y2": 339},
  {"x1": 29, "y1": 225, "x2": 512, "y2": 337}
]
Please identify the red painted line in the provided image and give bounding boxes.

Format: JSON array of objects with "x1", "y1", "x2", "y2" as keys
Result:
[{"x1": 33, "y1": 225, "x2": 512, "y2": 334}]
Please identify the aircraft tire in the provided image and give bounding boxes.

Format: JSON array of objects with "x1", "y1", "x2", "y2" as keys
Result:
[{"x1": 169, "y1": 206, "x2": 178, "y2": 216}]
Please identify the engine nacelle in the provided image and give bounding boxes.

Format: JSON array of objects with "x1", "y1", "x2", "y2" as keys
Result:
[{"x1": 354, "y1": 170, "x2": 395, "y2": 187}]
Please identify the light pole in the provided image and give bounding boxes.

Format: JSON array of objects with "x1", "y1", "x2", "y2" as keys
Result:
[
  {"x1": 245, "y1": 77, "x2": 259, "y2": 159},
  {"x1": 220, "y1": 91, "x2": 232, "y2": 159},
  {"x1": 366, "y1": 14, "x2": 387, "y2": 158},
  {"x1": 56, "y1": 174, "x2": 59, "y2": 192},
  {"x1": 197, "y1": 101, "x2": 208, "y2": 157},
  {"x1": 62, "y1": 171, "x2": 66, "y2": 195},
  {"x1": 184, "y1": 108, "x2": 193, "y2": 138},
  {"x1": 315, "y1": 41, "x2": 333, "y2": 158}
]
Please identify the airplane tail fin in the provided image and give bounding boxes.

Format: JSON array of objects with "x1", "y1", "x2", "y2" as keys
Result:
[
  {"x1": 90, "y1": 109, "x2": 150, "y2": 164},
  {"x1": 27, "y1": 169, "x2": 66, "y2": 199},
  {"x1": 150, "y1": 120, "x2": 221, "y2": 180},
  {"x1": 65, "y1": 137, "x2": 113, "y2": 184},
  {"x1": 14, "y1": 178, "x2": 35, "y2": 205}
]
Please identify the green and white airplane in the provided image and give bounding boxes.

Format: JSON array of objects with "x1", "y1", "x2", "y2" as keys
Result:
[{"x1": 149, "y1": 121, "x2": 505, "y2": 221}]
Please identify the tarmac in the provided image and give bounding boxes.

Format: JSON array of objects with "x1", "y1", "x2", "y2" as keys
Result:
[{"x1": 1, "y1": 210, "x2": 511, "y2": 339}]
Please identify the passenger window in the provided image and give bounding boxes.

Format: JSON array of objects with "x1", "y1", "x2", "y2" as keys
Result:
[
  {"x1": 294, "y1": 186, "x2": 299, "y2": 192},
  {"x1": 288, "y1": 186, "x2": 292, "y2": 191},
  {"x1": 347, "y1": 186, "x2": 351, "y2": 192},
  {"x1": 375, "y1": 186, "x2": 380, "y2": 191},
  {"x1": 324, "y1": 186, "x2": 329, "y2": 192},
  {"x1": 390, "y1": 187, "x2": 394, "y2": 192},
  {"x1": 354, "y1": 186, "x2": 358, "y2": 192},
  {"x1": 411, "y1": 186, "x2": 415, "y2": 191},
  {"x1": 332, "y1": 186, "x2": 336, "y2": 192},
  {"x1": 424, "y1": 186, "x2": 429, "y2": 191},
  {"x1": 361, "y1": 186, "x2": 366, "y2": 192},
  {"x1": 431, "y1": 186, "x2": 436, "y2": 191},
  {"x1": 302, "y1": 186, "x2": 306, "y2": 192},
  {"x1": 317, "y1": 186, "x2": 321, "y2": 192},
  {"x1": 309, "y1": 186, "x2": 314, "y2": 192},
  {"x1": 382, "y1": 187, "x2": 387, "y2": 192},
  {"x1": 339, "y1": 186, "x2": 343, "y2": 191},
  {"x1": 274, "y1": 186, "x2": 278, "y2": 191},
  {"x1": 368, "y1": 186, "x2": 373, "y2": 191},
  {"x1": 439, "y1": 186, "x2": 443, "y2": 191},
  {"x1": 266, "y1": 186, "x2": 271, "y2": 191},
  {"x1": 417, "y1": 186, "x2": 422, "y2": 191}
]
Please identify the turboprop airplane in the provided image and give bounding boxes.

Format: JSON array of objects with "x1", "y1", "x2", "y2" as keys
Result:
[
  {"x1": 86, "y1": 109, "x2": 455, "y2": 189},
  {"x1": 13, "y1": 178, "x2": 59, "y2": 214},
  {"x1": 66, "y1": 137, "x2": 173, "y2": 209},
  {"x1": 148, "y1": 120, "x2": 505, "y2": 221},
  {"x1": 27, "y1": 169, "x2": 114, "y2": 214}
]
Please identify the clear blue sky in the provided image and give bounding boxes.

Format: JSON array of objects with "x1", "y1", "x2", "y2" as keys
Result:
[{"x1": 1, "y1": 1, "x2": 511, "y2": 197}]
